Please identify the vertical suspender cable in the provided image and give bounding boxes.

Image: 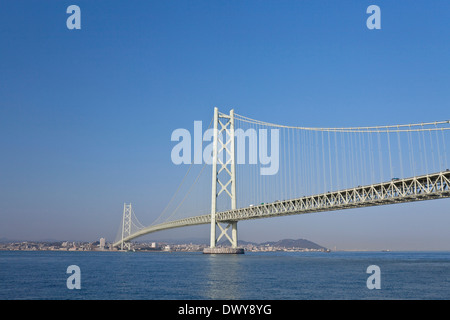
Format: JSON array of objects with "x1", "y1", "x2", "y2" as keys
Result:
[
  {"x1": 334, "y1": 131, "x2": 339, "y2": 190},
  {"x1": 428, "y1": 127, "x2": 436, "y2": 172},
  {"x1": 397, "y1": 126, "x2": 404, "y2": 178},
  {"x1": 322, "y1": 131, "x2": 326, "y2": 194},
  {"x1": 441, "y1": 128, "x2": 448, "y2": 170},
  {"x1": 387, "y1": 130, "x2": 393, "y2": 179},
  {"x1": 407, "y1": 125, "x2": 415, "y2": 177},
  {"x1": 434, "y1": 123, "x2": 442, "y2": 171},
  {"x1": 421, "y1": 124, "x2": 429, "y2": 174},
  {"x1": 377, "y1": 130, "x2": 383, "y2": 183}
]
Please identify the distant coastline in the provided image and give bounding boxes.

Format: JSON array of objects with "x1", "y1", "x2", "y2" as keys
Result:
[
  {"x1": 0, "y1": 237, "x2": 329, "y2": 253},
  {"x1": 2, "y1": 238, "x2": 449, "y2": 253}
]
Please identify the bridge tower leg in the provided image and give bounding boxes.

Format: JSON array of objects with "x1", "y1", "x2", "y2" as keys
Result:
[
  {"x1": 120, "y1": 203, "x2": 132, "y2": 251},
  {"x1": 204, "y1": 107, "x2": 244, "y2": 254}
]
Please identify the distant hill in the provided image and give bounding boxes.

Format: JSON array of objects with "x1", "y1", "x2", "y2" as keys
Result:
[
  {"x1": 259, "y1": 238, "x2": 327, "y2": 250},
  {"x1": 139, "y1": 237, "x2": 327, "y2": 250},
  {"x1": 233, "y1": 238, "x2": 326, "y2": 250}
]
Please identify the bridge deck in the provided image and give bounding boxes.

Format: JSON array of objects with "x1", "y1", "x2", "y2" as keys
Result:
[{"x1": 113, "y1": 171, "x2": 450, "y2": 247}]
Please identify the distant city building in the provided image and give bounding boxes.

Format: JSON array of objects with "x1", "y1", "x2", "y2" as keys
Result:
[{"x1": 99, "y1": 238, "x2": 105, "y2": 250}]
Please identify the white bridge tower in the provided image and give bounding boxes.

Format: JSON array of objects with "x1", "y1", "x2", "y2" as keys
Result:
[
  {"x1": 204, "y1": 107, "x2": 244, "y2": 254},
  {"x1": 120, "y1": 203, "x2": 132, "y2": 251}
]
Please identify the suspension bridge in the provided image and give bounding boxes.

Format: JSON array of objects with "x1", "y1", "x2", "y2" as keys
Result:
[{"x1": 113, "y1": 108, "x2": 450, "y2": 253}]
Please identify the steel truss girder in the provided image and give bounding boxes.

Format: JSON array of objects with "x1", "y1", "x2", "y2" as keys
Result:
[
  {"x1": 113, "y1": 171, "x2": 450, "y2": 247},
  {"x1": 217, "y1": 171, "x2": 450, "y2": 221}
]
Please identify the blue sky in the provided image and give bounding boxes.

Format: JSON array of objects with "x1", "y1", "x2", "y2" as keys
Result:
[{"x1": 1, "y1": 1, "x2": 450, "y2": 250}]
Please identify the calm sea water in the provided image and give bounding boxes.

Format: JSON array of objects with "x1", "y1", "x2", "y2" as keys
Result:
[{"x1": 0, "y1": 250, "x2": 449, "y2": 300}]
